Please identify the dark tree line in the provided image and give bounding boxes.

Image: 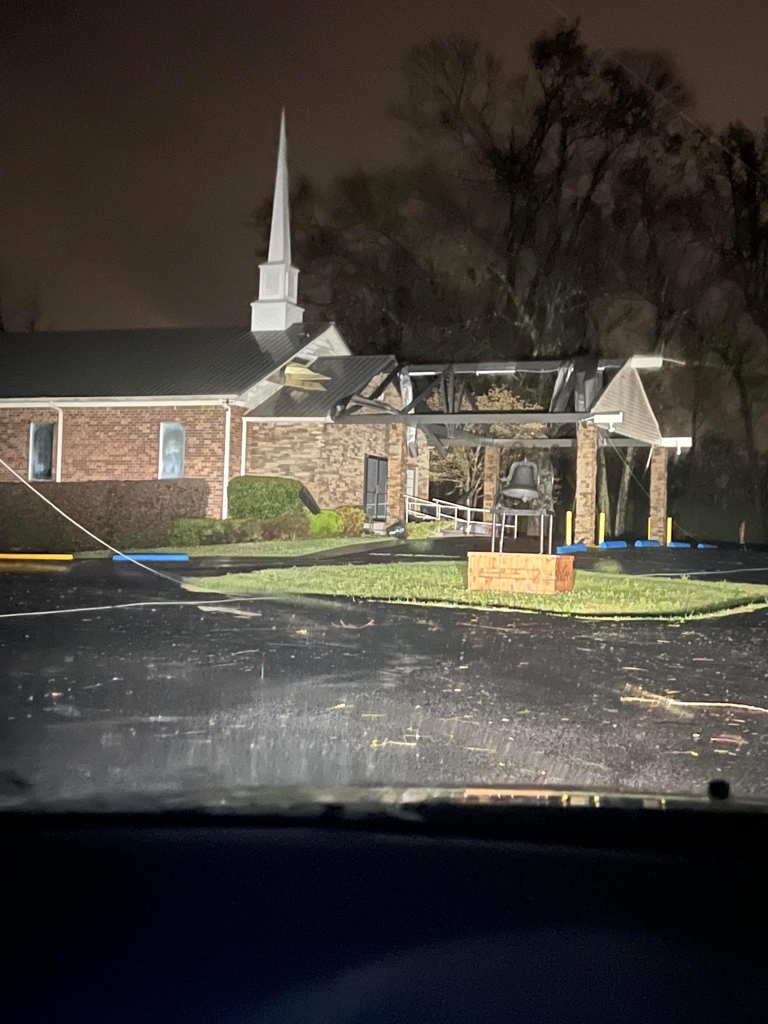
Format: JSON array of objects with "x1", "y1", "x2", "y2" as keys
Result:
[{"x1": 253, "y1": 23, "x2": 768, "y2": 541}]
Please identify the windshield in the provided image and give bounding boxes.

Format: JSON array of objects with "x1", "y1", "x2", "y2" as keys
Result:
[{"x1": 3, "y1": 2, "x2": 768, "y2": 809}]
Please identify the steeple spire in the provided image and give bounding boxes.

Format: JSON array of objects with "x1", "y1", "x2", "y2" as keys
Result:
[
  {"x1": 267, "y1": 110, "x2": 291, "y2": 265},
  {"x1": 251, "y1": 110, "x2": 304, "y2": 332}
]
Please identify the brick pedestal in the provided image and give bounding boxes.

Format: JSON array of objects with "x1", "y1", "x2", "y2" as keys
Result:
[
  {"x1": 482, "y1": 447, "x2": 501, "y2": 521},
  {"x1": 467, "y1": 551, "x2": 574, "y2": 594},
  {"x1": 574, "y1": 423, "x2": 598, "y2": 546},
  {"x1": 649, "y1": 446, "x2": 668, "y2": 544}
]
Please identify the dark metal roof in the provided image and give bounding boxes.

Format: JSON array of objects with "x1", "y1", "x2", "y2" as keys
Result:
[
  {"x1": 246, "y1": 355, "x2": 397, "y2": 419},
  {"x1": 0, "y1": 323, "x2": 332, "y2": 399}
]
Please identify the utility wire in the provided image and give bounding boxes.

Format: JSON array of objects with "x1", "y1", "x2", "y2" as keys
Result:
[
  {"x1": 535, "y1": 0, "x2": 768, "y2": 194},
  {"x1": 0, "y1": 597, "x2": 264, "y2": 621},
  {"x1": 0, "y1": 455, "x2": 183, "y2": 585}
]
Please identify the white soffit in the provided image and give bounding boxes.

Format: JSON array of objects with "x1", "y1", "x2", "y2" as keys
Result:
[{"x1": 592, "y1": 364, "x2": 662, "y2": 445}]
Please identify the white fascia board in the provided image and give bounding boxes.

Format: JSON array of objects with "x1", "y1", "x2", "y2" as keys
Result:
[
  {"x1": 302, "y1": 323, "x2": 350, "y2": 356},
  {"x1": 627, "y1": 355, "x2": 664, "y2": 370},
  {"x1": 590, "y1": 412, "x2": 624, "y2": 426},
  {"x1": 243, "y1": 415, "x2": 328, "y2": 424},
  {"x1": 661, "y1": 436, "x2": 693, "y2": 449},
  {"x1": 0, "y1": 397, "x2": 236, "y2": 407},
  {"x1": 236, "y1": 324, "x2": 352, "y2": 408}
]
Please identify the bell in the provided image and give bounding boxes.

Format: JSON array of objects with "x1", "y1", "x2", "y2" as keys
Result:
[{"x1": 501, "y1": 460, "x2": 539, "y2": 502}]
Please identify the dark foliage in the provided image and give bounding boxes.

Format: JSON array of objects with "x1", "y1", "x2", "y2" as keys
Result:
[{"x1": 0, "y1": 479, "x2": 209, "y2": 552}]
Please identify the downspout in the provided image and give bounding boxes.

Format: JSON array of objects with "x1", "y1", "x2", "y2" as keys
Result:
[
  {"x1": 52, "y1": 405, "x2": 63, "y2": 482},
  {"x1": 221, "y1": 403, "x2": 232, "y2": 520},
  {"x1": 240, "y1": 415, "x2": 247, "y2": 477}
]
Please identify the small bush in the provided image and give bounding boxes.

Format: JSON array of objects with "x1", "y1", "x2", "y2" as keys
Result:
[
  {"x1": 228, "y1": 476, "x2": 317, "y2": 519},
  {"x1": 169, "y1": 518, "x2": 226, "y2": 546},
  {"x1": 334, "y1": 506, "x2": 365, "y2": 537},
  {"x1": 260, "y1": 513, "x2": 310, "y2": 541},
  {"x1": 308, "y1": 510, "x2": 343, "y2": 538},
  {"x1": 221, "y1": 518, "x2": 265, "y2": 543}
]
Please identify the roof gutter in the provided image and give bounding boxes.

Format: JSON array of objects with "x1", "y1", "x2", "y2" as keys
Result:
[{"x1": 0, "y1": 397, "x2": 242, "y2": 408}]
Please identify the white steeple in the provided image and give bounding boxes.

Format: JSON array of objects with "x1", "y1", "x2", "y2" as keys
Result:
[{"x1": 251, "y1": 110, "x2": 304, "y2": 332}]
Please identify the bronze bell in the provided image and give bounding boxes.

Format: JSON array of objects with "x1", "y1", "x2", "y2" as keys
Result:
[{"x1": 501, "y1": 460, "x2": 539, "y2": 502}]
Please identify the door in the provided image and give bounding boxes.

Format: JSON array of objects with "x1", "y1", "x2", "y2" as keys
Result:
[{"x1": 364, "y1": 456, "x2": 388, "y2": 521}]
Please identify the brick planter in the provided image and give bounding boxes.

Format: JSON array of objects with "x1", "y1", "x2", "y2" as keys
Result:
[{"x1": 467, "y1": 551, "x2": 574, "y2": 594}]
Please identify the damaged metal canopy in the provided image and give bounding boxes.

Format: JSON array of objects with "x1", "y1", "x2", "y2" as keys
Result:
[{"x1": 590, "y1": 363, "x2": 662, "y2": 445}]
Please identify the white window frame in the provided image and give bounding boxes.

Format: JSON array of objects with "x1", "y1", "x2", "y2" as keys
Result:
[
  {"x1": 28, "y1": 422, "x2": 54, "y2": 482},
  {"x1": 406, "y1": 468, "x2": 417, "y2": 498},
  {"x1": 158, "y1": 421, "x2": 186, "y2": 480}
]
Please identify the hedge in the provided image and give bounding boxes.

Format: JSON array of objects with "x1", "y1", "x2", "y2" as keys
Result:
[
  {"x1": 260, "y1": 514, "x2": 310, "y2": 541},
  {"x1": 228, "y1": 476, "x2": 319, "y2": 519},
  {"x1": 0, "y1": 480, "x2": 210, "y2": 553},
  {"x1": 170, "y1": 514, "x2": 311, "y2": 546},
  {"x1": 169, "y1": 518, "x2": 227, "y2": 546}
]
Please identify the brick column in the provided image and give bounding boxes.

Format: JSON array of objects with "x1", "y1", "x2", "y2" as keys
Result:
[
  {"x1": 386, "y1": 424, "x2": 408, "y2": 525},
  {"x1": 649, "y1": 446, "x2": 668, "y2": 544},
  {"x1": 574, "y1": 423, "x2": 598, "y2": 545},
  {"x1": 482, "y1": 446, "x2": 501, "y2": 521}
]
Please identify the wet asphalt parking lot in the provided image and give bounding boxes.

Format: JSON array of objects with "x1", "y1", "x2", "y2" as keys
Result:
[{"x1": 2, "y1": 542, "x2": 768, "y2": 803}]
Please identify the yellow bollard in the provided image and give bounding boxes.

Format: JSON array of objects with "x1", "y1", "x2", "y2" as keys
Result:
[
  {"x1": 666, "y1": 516, "x2": 673, "y2": 546},
  {"x1": 647, "y1": 517, "x2": 653, "y2": 541},
  {"x1": 565, "y1": 510, "x2": 573, "y2": 547},
  {"x1": 598, "y1": 511, "x2": 606, "y2": 546}
]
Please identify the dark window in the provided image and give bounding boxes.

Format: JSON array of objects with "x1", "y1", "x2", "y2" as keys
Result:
[
  {"x1": 159, "y1": 422, "x2": 185, "y2": 479},
  {"x1": 364, "y1": 456, "x2": 388, "y2": 521},
  {"x1": 29, "y1": 423, "x2": 54, "y2": 481}
]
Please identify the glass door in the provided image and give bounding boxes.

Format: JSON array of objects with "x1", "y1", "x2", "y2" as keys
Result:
[{"x1": 364, "y1": 456, "x2": 388, "y2": 521}]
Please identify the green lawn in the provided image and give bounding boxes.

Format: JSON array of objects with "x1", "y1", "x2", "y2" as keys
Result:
[
  {"x1": 76, "y1": 538, "x2": 389, "y2": 559},
  {"x1": 183, "y1": 561, "x2": 768, "y2": 618}
]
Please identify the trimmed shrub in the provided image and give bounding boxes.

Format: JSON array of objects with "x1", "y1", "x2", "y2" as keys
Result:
[
  {"x1": 170, "y1": 516, "x2": 298, "y2": 547},
  {"x1": 260, "y1": 513, "x2": 311, "y2": 541},
  {"x1": 334, "y1": 505, "x2": 365, "y2": 537},
  {"x1": 228, "y1": 476, "x2": 318, "y2": 519},
  {"x1": 220, "y1": 518, "x2": 265, "y2": 543},
  {"x1": 308, "y1": 510, "x2": 343, "y2": 538},
  {"x1": 169, "y1": 518, "x2": 225, "y2": 547},
  {"x1": 0, "y1": 479, "x2": 209, "y2": 553}
]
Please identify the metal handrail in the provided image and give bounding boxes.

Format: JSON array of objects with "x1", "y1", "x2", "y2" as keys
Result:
[
  {"x1": 404, "y1": 494, "x2": 491, "y2": 535},
  {"x1": 405, "y1": 495, "x2": 487, "y2": 515}
]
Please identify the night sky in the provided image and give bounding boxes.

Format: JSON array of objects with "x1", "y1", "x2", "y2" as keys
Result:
[{"x1": 3, "y1": 0, "x2": 767, "y2": 332}]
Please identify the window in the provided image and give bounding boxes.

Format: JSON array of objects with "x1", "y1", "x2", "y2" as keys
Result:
[
  {"x1": 29, "y1": 422, "x2": 54, "y2": 481},
  {"x1": 406, "y1": 468, "x2": 417, "y2": 497},
  {"x1": 158, "y1": 422, "x2": 185, "y2": 479}
]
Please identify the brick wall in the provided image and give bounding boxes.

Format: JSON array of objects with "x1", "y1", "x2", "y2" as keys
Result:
[
  {"x1": 387, "y1": 424, "x2": 408, "y2": 525},
  {"x1": 0, "y1": 409, "x2": 59, "y2": 483},
  {"x1": 0, "y1": 405, "x2": 230, "y2": 518},
  {"x1": 244, "y1": 420, "x2": 426, "y2": 523},
  {"x1": 0, "y1": 404, "x2": 431, "y2": 525}
]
